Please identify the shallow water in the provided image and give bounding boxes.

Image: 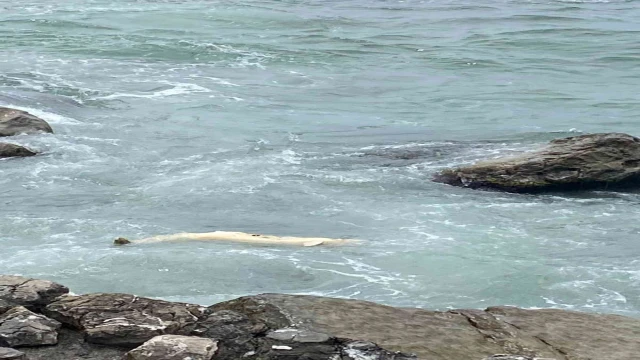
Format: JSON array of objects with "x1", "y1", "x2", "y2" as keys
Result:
[{"x1": 1, "y1": 0, "x2": 640, "y2": 315}]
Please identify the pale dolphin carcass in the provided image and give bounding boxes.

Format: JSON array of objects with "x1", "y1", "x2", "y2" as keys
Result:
[{"x1": 113, "y1": 231, "x2": 359, "y2": 247}]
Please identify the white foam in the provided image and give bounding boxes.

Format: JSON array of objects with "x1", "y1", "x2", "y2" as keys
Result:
[
  {"x1": 0, "y1": 104, "x2": 83, "y2": 125},
  {"x1": 95, "y1": 82, "x2": 211, "y2": 100}
]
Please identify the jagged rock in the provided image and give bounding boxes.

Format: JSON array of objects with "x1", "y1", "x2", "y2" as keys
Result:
[
  {"x1": 125, "y1": 335, "x2": 217, "y2": 360},
  {"x1": 0, "y1": 108, "x2": 53, "y2": 137},
  {"x1": 0, "y1": 276, "x2": 68, "y2": 311},
  {"x1": 20, "y1": 327, "x2": 126, "y2": 360},
  {"x1": 191, "y1": 310, "x2": 265, "y2": 360},
  {"x1": 44, "y1": 293, "x2": 206, "y2": 347},
  {"x1": 0, "y1": 306, "x2": 61, "y2": 347},
  {"x1": 0, "y1": 144, "x2": 36, "y2": 158},
  {"x1": 0, "y1": 347, "x2": 26, "y2": 360},
  {"x1": 433, "y1": 133, "x2": 640, "y2": 192}
]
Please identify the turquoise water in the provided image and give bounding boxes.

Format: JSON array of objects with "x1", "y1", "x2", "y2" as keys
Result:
[{"x1": 1, "y1": 0, "x2": 640, "y2": 315}]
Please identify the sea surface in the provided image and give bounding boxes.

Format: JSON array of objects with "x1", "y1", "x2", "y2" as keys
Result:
[{"x1": 1, "y1": 0, "x2": 640, "y2": 316}]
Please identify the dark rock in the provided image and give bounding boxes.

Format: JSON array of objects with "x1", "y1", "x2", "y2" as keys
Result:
[
  {"x1": 0, "y1": 108, "x2": 53, "y2": 137},
  {"x1": 0, "y1": 302, "x2": 11, "y2": 316},
  {"x1": 0, "y1": 348, "x2": 26, "y2": 360},
  {"x1": 253, "y1": 328, "x2": 339, "y2": 360},
  {"x1": 44, "y1": 293, "x2": 206, "y2": 347},
  {"x1": 0, "y1": 144, "x2": 36, "y2": 158},
  {"x1": 433, "y1": 133, "x2": 640, "y2": 192},
  {"x1": 0, "y1": 276, "x2": 69, "y2": 312},
  {"x1": 191, "y1": 310, "x2": 265, "y2": 360},
  {"x1": 0, "y1": 306, "x2": 61, "y2": 347},
  {"x1": 125, "y1": 335, "x2": 217, "y2": 360},
  {"x1": 20, "y1": 327, "x2": 126, "y2": 360}
]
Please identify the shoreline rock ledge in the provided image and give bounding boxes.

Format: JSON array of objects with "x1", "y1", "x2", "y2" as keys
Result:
[
  {"x1": 433, "y1": 133, "x2": 640, "y2": 193},
  {"x1": 2, "y1": 275, "x2": 640, "y2": 360}
]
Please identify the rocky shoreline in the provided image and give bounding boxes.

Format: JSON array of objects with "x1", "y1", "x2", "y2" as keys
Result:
[{"x1": 1, "y1": 275, "x2": 639, "y2": 360}]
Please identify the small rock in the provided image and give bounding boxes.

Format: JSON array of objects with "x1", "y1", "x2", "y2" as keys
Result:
[
  {"x1": 125, "y1": 335, "x2": 217, "y2": 360},
  {"x1": 0, "y1": 108, "x2": 53, "y2": 137},
  {"x1": 44, "y1": 293, "x2": 205, "y2": 347},
  {"x1": 0, "y1": 347, "x2": 26, "y2": 360},
  {"x1": 0, "y1": 275, "x2": 69, "y2": 311},
  {"x1": 0, "y1": 144, "x2": 36, "y2": 159},
  {"x1": 0, "y1": 306, "x2": 61, "y2": 347}
]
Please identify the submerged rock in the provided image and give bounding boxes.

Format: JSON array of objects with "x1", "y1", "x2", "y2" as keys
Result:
[
  {"x1": 125, "y1": 335, "x2": 217, "y2": 360},
  {"x1": 433, "y1": 133, "x2": 640, "y2": 192},
  {"x1": 44, "y1": 293, "x2": 205, "y2": 347},
  {"x1": 0, "y1": 348, "x2": 26, "y2": 360},
  {"x1": 0, "y1": 307, "x2": 61, "y2": 347},
  {"x1": 0, "y1": 108, "x2": 53, "y2": 137},
  {"x1": 0, "y1": 275, "x2": 69, "y2": 311},
  {"x1": 0, "y1": 144, "x2": 36, "y2": 158}
]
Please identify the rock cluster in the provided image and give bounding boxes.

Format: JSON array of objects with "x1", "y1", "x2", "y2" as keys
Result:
[
  {"x1": 0, "y1": 107, "x2": 52, "y2": 159},
  {"x1": 434, "y1": 133, "x2": 640, "y2": 192},
  {"x1": 2, "y1": 275, "x2": 640, "y2": 360}
]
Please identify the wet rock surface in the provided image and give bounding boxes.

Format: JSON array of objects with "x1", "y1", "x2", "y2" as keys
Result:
[
  {"x1": 0, "y1": 276, "x2": 69, "y2": 311},
  {"x1": 0, "y1": 144, "x2": 36, "y2": 158},
  {"x1": 0, "y1": 107, "x2": 53, "y2": 137},
  {"x1": 125, "y1": 335, "x2": 217, "y2": 360},
  {"x1": 434, "y1": 133, "x2": 640, "y2": 192},
  {"x1": 0, "y1": 306, "x2": 61, "y2": 347},
  {"x1": 0, "y1": 276, "x2": 638, "y2": 360}
]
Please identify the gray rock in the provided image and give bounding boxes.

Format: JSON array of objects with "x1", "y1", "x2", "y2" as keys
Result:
[
  {"x1": 0, "y1": 276, "x2": 68, "y2": 312},
  {"x1": 0, "y1": 144, "x2": 36, "y2": 158},
  {"x1": 483, "y1": 356, "x2": 535, "y2": 360},
  {"x1": 44, "y1": 293, "x2": 206, "y2": 347},
  {"x1": 20, "y1": 327, "x2": 126, "y2": 360},
  {"x1": 209, "y1": 294, "x2": 501, "y2": 359},
  {"x1": 0, "y1": 348, "x2": 26, "y2": 360},
  {"x1": 191, "y1": 310, "x2": 265, "y2": 360},
  {"x1": 0, "y1": 306, "x2": 61, "y2": 347},
  {"x1": 210, "y1": 293, "x2": 640, "y2": 360},
  {"x1": 125, "y1": 335, "x2": 217, "y2": 360},
  {"x1": 486, "y1": 306, "x2": 639, "y2": 360},
  {"x1": 433, "y1": 133, "x2": 640, "y2": 192},
  {"x1": 0, "y1": 108, "x2": 53, "y2": 137}
]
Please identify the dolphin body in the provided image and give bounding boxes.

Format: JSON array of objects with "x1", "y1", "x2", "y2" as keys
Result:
[{"x1": 114, "y1": 231, "x2": 358, "y2": 247}]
